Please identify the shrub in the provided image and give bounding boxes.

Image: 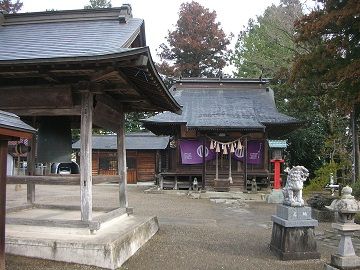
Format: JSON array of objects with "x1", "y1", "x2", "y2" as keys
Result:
[{"x1": 304, "y1": 162, "x2": 340, "y2": 195}]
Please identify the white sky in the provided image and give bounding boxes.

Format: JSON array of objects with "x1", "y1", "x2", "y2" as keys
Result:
[{"x1": 20, "y1": 0, "x2": 283, "y2": 73}]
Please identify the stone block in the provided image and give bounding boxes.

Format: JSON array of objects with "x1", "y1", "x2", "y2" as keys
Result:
[
  {"x1": 6, "y1": 215, "x2": 159, "y2": 269},
  {"x1": 331, "y1": 254, "x2": 360, "y2": 269},
  {"x1": 270, "y1": 221, "x2": 320, "y2": 261},
  {"x1": 271, "y1": 215, "x2": 318, "y2": 228},
  {"x1": 276, "y1": 204, "x2": 312, "y2": 221}
]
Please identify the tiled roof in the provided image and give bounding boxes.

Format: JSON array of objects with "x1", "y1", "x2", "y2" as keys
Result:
[
  {"x1": 0, "y1": 8, "x2": 143, "y2": 61},
  {"x1": 0, "y1": 110, "x2": 36, "y2": 133},
  {"x1": 142, "y1": 79, "x2": 300, "y2": 131},
  {"x1": 72, "y1": 132, "x2": 169, "y2": 150}
]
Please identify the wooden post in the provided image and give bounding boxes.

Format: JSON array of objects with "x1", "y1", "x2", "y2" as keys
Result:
[
  {"x1": 244, "y1": 137, "x2": 248, "y2": 189},
  {"x1": 215, "y1": 152, "x2": 219, "y2": 180},
  {"x1": 156, "y1": 150, "x2": 161, "y2": 174},
  {"x1": 26, "y1": 135, "x2": 36, "y2": 204},
  {"x1": 0, "y1": 140, "x2": 7, "y2": 270},
  {"x1": 80, "y1": 92, "x2": 93, "y2": 222},
  {"x1": 202, "y1": 136, "x2": 206, "y2": 189},
  {"x1": 228, "y1": 152, "x2": 232, "y2": 184},
  {"x1": 117, "y1": 111, "x2": 128, "y2": 208}
]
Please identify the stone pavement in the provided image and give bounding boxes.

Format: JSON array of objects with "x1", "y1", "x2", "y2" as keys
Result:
[{"x1": 4, "y1": 184, "x2": 347, "y2": 270}]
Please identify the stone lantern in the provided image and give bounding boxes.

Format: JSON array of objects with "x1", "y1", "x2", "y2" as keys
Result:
[{"x1": 325, "y1": 185, "x2": 360, "y2": 270}]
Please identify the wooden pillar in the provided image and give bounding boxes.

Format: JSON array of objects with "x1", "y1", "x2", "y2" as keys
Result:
[
  {"x1": 117, "y1": 112, "x2": 128, "y2": 208},
  {"x1": 228, "y1": 152, "x2": 232, "y2": 184},
  {"x1": 202, "y1": 136, "x2": 206, "y2": 189},
  {"x1": 26, "y1": 136, "x2": 36, "y2": 204},
  {"x1": 0, "y1": 140, "x2": 7, "y2": 270},
  {"x1": 215, "y1": 152, "x2": 219, "y2": 180},
  {"x1": 80, "y1": 92, "x2": 93, "y2": 222},
  {"x1": 244, "y1": 138, "x2": 248, "y2": 188},
  {"x1": 156, "y1": 150, "x2": 161, "y2": 174}
]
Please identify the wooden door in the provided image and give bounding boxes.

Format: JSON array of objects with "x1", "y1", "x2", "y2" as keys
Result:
[{"x1": 126, "y1": 156, "x2": 137, "y2": 184}]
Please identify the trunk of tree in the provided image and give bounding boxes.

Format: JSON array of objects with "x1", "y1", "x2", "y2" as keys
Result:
[{"x1": 352, "y1": 104, "x2": 360, "y2": 183}]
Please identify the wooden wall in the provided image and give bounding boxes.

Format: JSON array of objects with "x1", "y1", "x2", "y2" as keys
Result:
[{"x1": 87, "y1": 150, "x2": 157, "y2": 183}]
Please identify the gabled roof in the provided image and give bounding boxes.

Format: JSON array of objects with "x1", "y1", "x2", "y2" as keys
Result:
[
  {"x1": 142, "y1": 78, "x2": 302, "y2": 137},
  {"x1": 72, "y1": 132, "x2": 169, "y2": 150},
  {"x1": 0, "y1": 110, "x2": 36, "y2": 133},
  {"x1": 0, "y1": 7, "x2": 182, "y2": 117},
  {"x1": 0, "y1": 7, "x2": 145, "y2": 61}
]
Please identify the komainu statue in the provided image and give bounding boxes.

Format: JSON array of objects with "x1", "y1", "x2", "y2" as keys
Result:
[{"x1": 283, "y1": 166, "x2": 309, "y2": 207}]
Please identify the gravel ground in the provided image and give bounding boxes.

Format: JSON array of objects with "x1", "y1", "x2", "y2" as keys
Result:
[{"x1": 5, "y1": 184, "x2": 336, "y2": 270}]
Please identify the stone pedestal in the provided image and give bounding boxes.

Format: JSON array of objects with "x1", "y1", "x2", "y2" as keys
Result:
[
  {"x1": 270, "y1": 204, "x2": 320, "y2": 260},
  {"x1": 325, "y1": 223, "x2": 360, "y2": 270}
]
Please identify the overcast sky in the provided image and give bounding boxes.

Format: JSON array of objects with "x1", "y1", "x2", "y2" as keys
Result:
[{"x1": 20, "y1": 0, "x2": 284, "y2": 73}]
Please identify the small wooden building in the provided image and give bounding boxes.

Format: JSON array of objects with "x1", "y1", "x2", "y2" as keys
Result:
[
  {"x1": 142, "y1": 78, "x2": 302, "y2": 191},
  {"x1": 0, "y1": 110, "x2": 35, "y2": 270},
  {"x1": 73, "y1": 132, "x2": 169, "y2": 183}
]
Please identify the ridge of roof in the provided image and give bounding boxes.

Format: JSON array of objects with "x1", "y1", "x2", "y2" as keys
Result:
[
  {"x1": 176, "y1": 77, "x2": 270, "y2": 84},
  {"x1": 4, "y1": 7, "x2": 131, "y2": 26}
]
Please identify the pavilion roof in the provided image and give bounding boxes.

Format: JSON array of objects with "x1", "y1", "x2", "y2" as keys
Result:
[
  {"x1": 0, "y1": 8, "x2": 145, "y2": 61},
  {"x1": 142, "y1": 78, "x2": 302, "y2": 137},
  {"x1": 0, "y1": 7, "x2": 181, "y2": 120}
]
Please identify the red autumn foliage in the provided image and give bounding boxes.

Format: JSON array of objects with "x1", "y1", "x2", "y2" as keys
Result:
[{"x1": 157, "y1": 1, "x2": 230, "y2": 78}]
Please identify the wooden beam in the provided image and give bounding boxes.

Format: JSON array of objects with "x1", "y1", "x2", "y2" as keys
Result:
[
  {"x1": 7, "y1": 175, "x2": 120, "y2": 185},
  {"x1": 4, "y1": 107, "x2": 81, "y2": 116},
  {"x1": 0, "y1": 86, "x2": 73, "y2": 110},
  {"x1": 0, "y1": 127, "x2": 33, "y2": 140},
  {"x1": 91, "y1": 68, "x2": 125, "y2": 83},
  {"x1": 80, "y1": 92, "x2": 93, "y2": 222},
  {"x1": 0, "y1": 141, "x2": 7, "y2": 270},
  {"x1": 117, "y1": 111, "x2": 128, "y2": 208},
  {"x1": 95, "y1": 94, "x2": 123, "y2": 114}
]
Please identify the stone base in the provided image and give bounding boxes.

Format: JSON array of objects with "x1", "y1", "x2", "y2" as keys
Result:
[
  {"x1": 270, "y1": 222, "x2": 320, "y2": 260},
  {"x1": 266, "y1": 189, "x2": 284, "y2": 204},
  {"x1": 6, "y1": 214, "x2": 159, "y2": 269},
  {"x1": 329, "y1": 254, "x2": 360, "y2": 269},
  {"x1": 270, "y1": 205, "x2": 320, "y2": 261}
]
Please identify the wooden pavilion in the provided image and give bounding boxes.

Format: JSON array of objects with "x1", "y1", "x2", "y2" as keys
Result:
[
  {"x1": 142, "y1": 78, "x2": 302, "y2": 191},
  {"x1": 0, "y1": 110, "x2": 35, "y2": 270},
  {"x1": 0, "y1": 6, "x2": 181, "y2": 228}
]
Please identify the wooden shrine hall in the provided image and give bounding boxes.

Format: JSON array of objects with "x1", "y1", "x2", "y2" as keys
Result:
[
  {"x1": 0, "y1": 6, "x2": 181, "y2": 232},
  {"x1": 142, "y1": 78, "x2": 302, "y2": 191}
]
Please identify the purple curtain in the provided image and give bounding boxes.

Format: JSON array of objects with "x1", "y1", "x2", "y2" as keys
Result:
[
  {"x1": 233, "y1": 140, "x2": 263, "y2": 165},
  {"x1": 179, "y1": 140, "x2": 216, "y2": 164}
]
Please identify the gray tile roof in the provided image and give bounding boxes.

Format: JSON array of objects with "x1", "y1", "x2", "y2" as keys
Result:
[
  {"x1": 0, "y1": 110, "x2": 36, "y2": 133},
  {"x1": 72, "y1": 132, "x2": 169, "y2": 150},
  {"x1": 143, "y1": 80, "x2": 300, "y2": 131},
  {"x1": 0, "y1": 8, "x2": 143, "y2": 61}
]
